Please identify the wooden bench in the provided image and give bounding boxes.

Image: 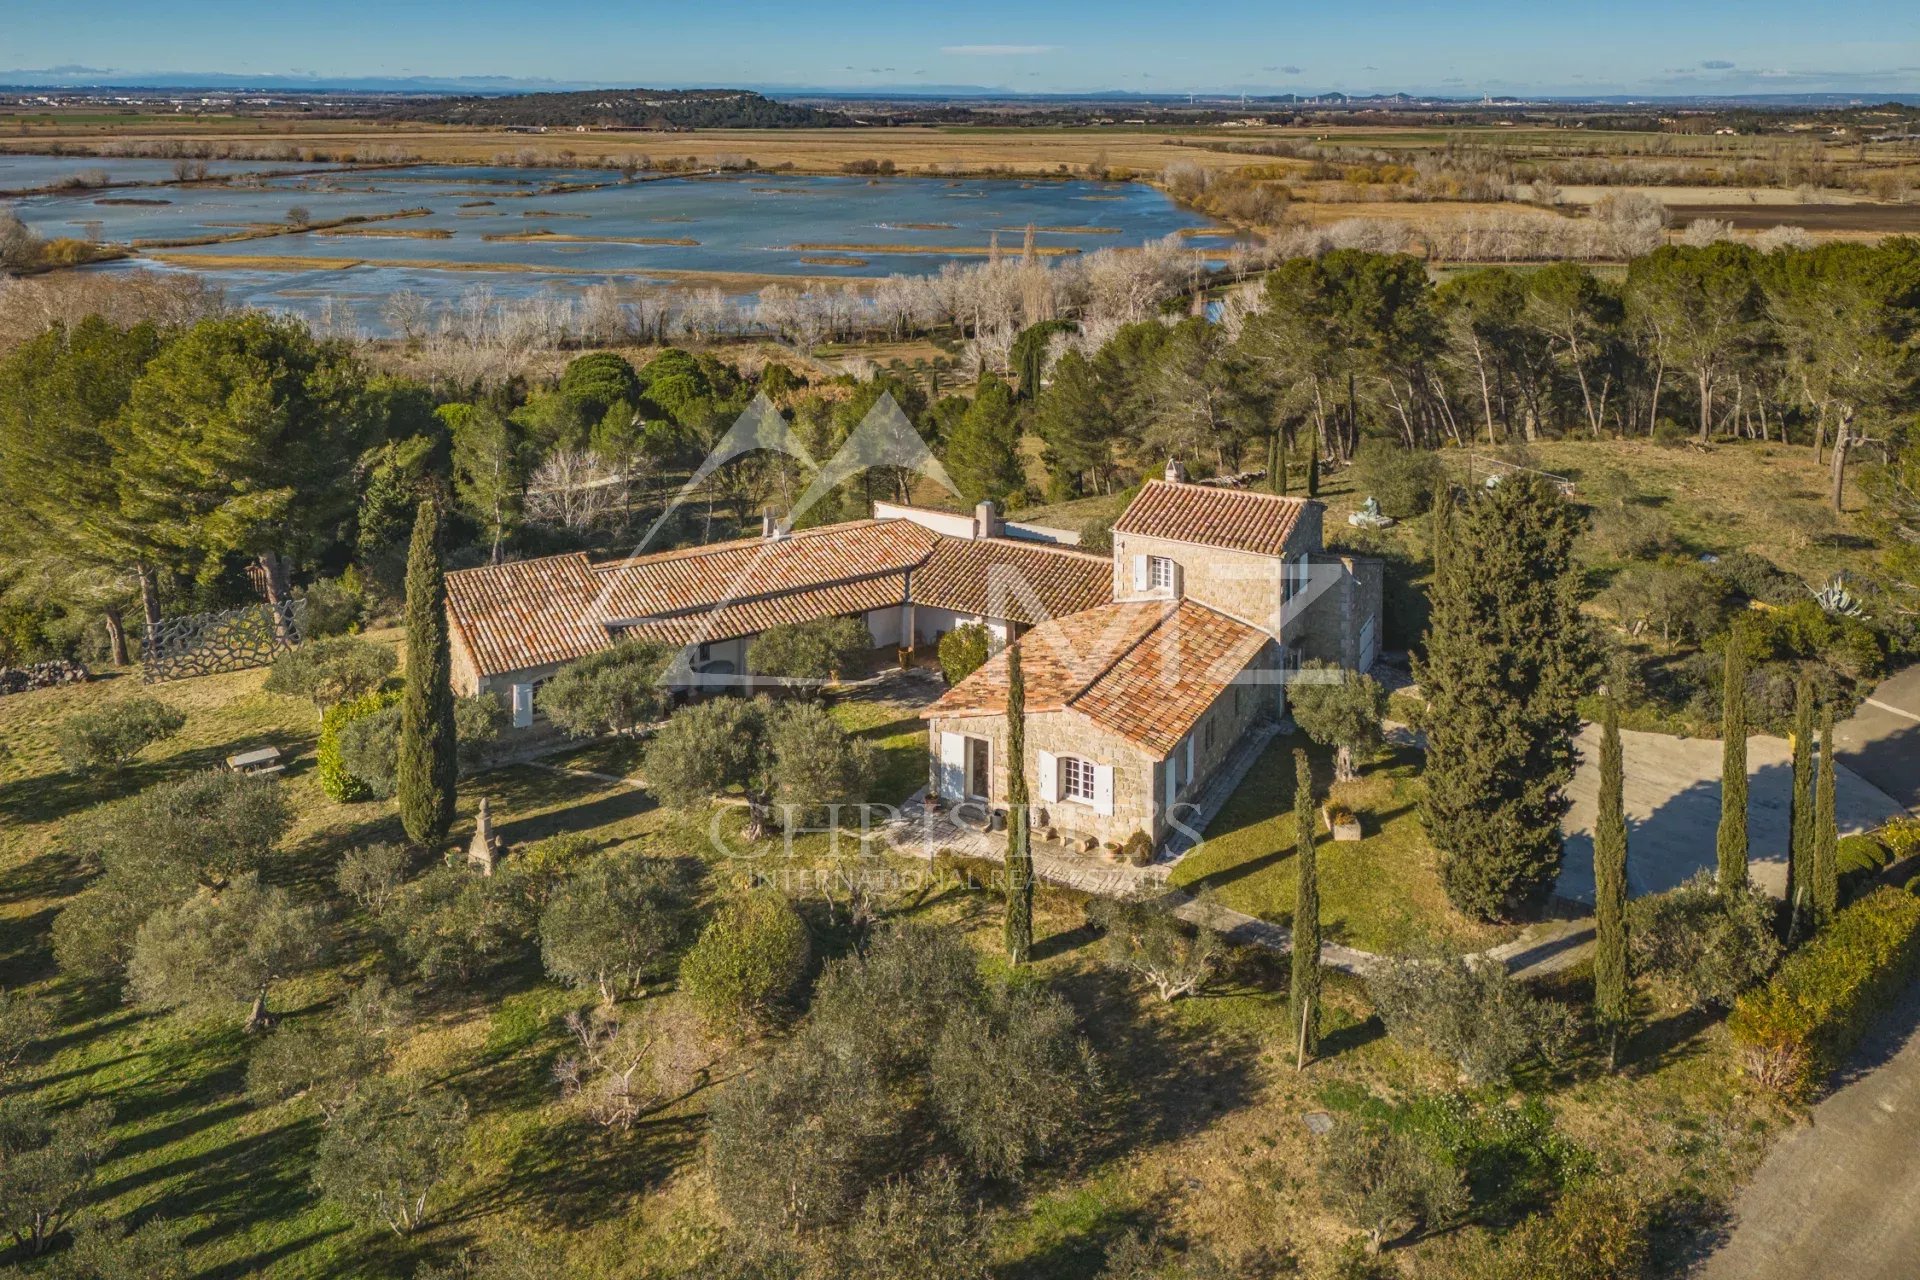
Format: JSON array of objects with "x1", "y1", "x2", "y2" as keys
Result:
[{"x1": 226, "y1": 746, "x2": 285, "y2": 777}]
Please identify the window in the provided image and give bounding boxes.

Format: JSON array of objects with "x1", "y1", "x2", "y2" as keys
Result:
[
  {"x1": 1060, "y1": 755, "x2": 1096, "y2": 802},
  {"x1": 1148, "y1": 556, "x2": 1176, "y2": 591},
  {"x1": 1204, "y1": 714, "x2": 1215, "y2": 751},
  {"x1": 1282, "y1": 555, "x2": 1304, "y2": 604}
]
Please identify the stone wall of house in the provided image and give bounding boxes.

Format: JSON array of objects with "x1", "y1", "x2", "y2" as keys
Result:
[
  {"x1": 1293, "y1": 553, "x2": 1384, "y2": 669},
  {"x1": 925, "y1": 709, "x2": 1158, "y2": 849},
  {"x1": 1112, "y1": 509, "x2": 1323, "y2": 634},
  {"x1": 924, "y1": 642, "x2": 1276, "y2": 851}
]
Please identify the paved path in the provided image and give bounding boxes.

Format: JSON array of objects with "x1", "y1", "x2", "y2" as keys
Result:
[
  {"x1": 1556, "y1": 724, "x2": 1906, "y2": 906},
  {"x1": 1697, "y1": 976, "x2": 1920, "y2": 1280},
  {"x1": 1834, "y1": 663, "x2": 1920, "y2": 816}
]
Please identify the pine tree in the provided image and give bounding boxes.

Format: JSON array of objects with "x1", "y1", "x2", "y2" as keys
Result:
[
  {"x1": 1715, "y1": 628, "x2": 1750, "y2": 892},
  {"x1": 1305, "y1": 422, "x2": 1321, "y2": 498},
  {"x1": 1003, "y1": 640, "x2": 1034, "y2": 964},
  {"x1": 397, "y1": 498, "x2": 456, "y2": 846},
  {"x1": 1416, "y1": 474, "x2": 1591, "y2": 920},
  {"x1": 1812, "y1": 712, "x2": 1839, "y2": 930},
  {"x1": 1593, "y1": 701, "x2": 1631, "y2": 1068},
  {"x1": 1289, "y1": 749, "x2": 1322, "y2": 1067},
  {"x1": 1786, "y1": 679, "x2": 1814, "y2": 941}
]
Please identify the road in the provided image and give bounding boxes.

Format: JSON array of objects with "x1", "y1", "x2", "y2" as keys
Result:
[
  {"x1": 1834, "y1": 664, "x2": 1920, "y2": 816},
  {"x1": 1697, "y1": 976, "x2": 1920, "y2": 1280}
]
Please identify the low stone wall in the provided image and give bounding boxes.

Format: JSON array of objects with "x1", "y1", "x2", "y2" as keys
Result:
[{"x1": 0, "y1": 660, "x2": 90, "y2": 697}]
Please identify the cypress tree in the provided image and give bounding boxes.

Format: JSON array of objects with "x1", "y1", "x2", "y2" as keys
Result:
[
  {"x1": 397, "y1": 497, "x2": 457, "y2": 846},
  {"x1": 1003, "y1": 640, "x2": 1034, "y2": 964},
  {"x1": 1305, "y1": 422, "x2": 1321, "y2": 498},
  {"x1": 1785, "y1": 679, "x2": 1814, "y2": 941},
  {"x1": 1715, "y1": 628, "x2": 1750, "y2": 892},
  {"x1": 1812, "y1": 712, "x2": 1838, "y2": 930},
  {"x1": 1416, "y1": 474, "x2": 1590, "y2": 920},
  {"x1": 1268, "y1": 429, "x2": 1289, "y2": 496},
  {"x1": 1290, "y1": 749, "x2": 1322, "y2": 1067},
  {"x1": 1593, "y1": 700, "x2": 1631, "y2": 1069}
]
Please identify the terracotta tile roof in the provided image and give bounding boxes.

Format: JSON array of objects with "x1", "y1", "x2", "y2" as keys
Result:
[
  {"x1": 925, "y1": 598, "x2": 1270, "y2": 758},
  {"x1": 911, "y1": 537, "x2": 1113, "y2": 626},
  {"x1": 1112, "y1": 479, "x2": 1312, "y2": 557},
  {"x1": 591, "y1": 520, "x2": 939, "y2": 621},
  {"x1": 617, "y1": 575, "x2": 909, "y2": 647},
  {"x1": 445, "y1": 552, "x2": 610, "y2": 676}
]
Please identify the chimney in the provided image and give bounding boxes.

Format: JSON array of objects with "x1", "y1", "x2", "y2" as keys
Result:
[
  {"x1": 974, "y1": 499, "x2": 1000, "y2": 539},
  {"x1": 761, "y1": 510, "x2": 788, "y2": 540},
  {"x1": 1164, "y1": 459, "x2": 1188, "y2": 483}
]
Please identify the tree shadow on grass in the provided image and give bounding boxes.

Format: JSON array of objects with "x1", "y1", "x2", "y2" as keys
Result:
[
  {"x1": 1620, "y1": 1004, "x2": 1720, "y2": 1079},
  {"x1": 1052, "y1": 965, "x2": 1262, "y2": 1161},
  {"x1": 469, "y1": 1106, "x2": 707, "y2": 1230}
]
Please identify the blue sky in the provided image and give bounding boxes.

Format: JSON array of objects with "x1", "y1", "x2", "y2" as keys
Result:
[{"x1": 7, "y1": 0, "x2": 1919, "y2": 96}]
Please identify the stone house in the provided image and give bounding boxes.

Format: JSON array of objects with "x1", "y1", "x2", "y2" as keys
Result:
[
  {"x1": 443, "y1": 501, "x2": 1108, "y2": 729},
  {"x1": 922, "y1": 467, "x2": 1382, "y2": 850}
]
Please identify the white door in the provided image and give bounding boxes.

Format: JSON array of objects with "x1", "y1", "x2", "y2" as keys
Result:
[
  {"x1": 511, "y1": 683, "x2": 534, "y2": 729},
  {"x1": 938, "y1": 732, "x2": 966, "y2": 801}
]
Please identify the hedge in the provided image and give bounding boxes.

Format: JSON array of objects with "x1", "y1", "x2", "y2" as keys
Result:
[
  {"x1": 318, "y1": 688, "x2": 401, "y2": 803},
  {"x1": 1728, "y1": 886, "x2": 1920, "y2": 1099}
]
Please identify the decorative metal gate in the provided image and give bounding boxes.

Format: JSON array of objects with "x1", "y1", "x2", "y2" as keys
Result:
[{"x1": 142, "y1": 600, "x2": 306, "y2": 683}]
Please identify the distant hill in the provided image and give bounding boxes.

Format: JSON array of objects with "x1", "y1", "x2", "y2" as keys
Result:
[{"x1": 388, "y1": 88, "x2": 852, "y2": 130}]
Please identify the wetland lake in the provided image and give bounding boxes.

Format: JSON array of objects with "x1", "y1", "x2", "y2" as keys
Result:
[{"x1": 3, "y1": 159, "x2": 1229, "y2": 330}]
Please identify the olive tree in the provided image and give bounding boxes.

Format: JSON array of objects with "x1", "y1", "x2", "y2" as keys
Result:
[
  {"x1": 539, "y1": 852, "x2": 697, "y2": 1004},
  {"x1": 1087, "y1": 895, "x2": 1225, "y2": 1001},
  {"x1": 1367, "y1": 952, "x2": 1579, "y2": 1085},
  {"x1": 0, "y1": 987, "x2": 52, "y2": 1082},
  {"x1": 126, "y1": 876, "x2": 327, "y2": 1032},
  {"x1": 1287, "y1": 661, "x2": 1387, "y2": 783},
  {"x1": 644, "y1": 696, "x2": 871, "y2": 838},
  {"x1": 247, "y1": 976, "x2": 414, "y2": 1122},
  {"x1": 1628, "y1": 871, "x2": 1780, "y2": 1010},
  {"x1": 55, "y1": 696, "x2": 185, "y2": 771},
  {"x1": 312, "y1": 1078, "x2": 468, "y2": 1235},
  {"x1": 540, "y1": 639, "x2": 672, "y2": 737},
  {"x1": 1319, "y1": 1121, "x2": 1467, "y2": 1254},
  {"x1": 262, "y1": 636, "x2": 396, "y2": 709},
  {"x1": 0, "y1": 1096, "x2": 114, "y2": 1256},
  {"x1": 53, "y1": 771, "x2": 293, "y2": 981},
  {"x1": 747, "y1": 616, "x2": 872, "y2": 684}
]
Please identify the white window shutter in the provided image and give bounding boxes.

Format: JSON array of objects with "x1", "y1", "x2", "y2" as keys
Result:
[
  {"x1": 1093, "y1": 764, "x2": 1115, "y2": 816},
  {"x1": 939, "y1": 732, "x2": 966, "y2": 800},
  {"x1": 1037, "y1": 750, "x2": 1057, "y2": 803},
  {"x1": 511, "y1": 683, "x2": 534, "y2": 728},
  {"x1": 1132, "y1": 554, "x2": 1149, "y2": 592}
]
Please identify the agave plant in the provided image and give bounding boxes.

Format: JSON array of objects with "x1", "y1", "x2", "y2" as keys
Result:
[{"x1": 1812, "y1": 573, "x2": 1868, "y2": 618}]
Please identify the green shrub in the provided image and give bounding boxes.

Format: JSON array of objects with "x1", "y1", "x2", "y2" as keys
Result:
[
  {"x1": 55, "y1": 696, "x2": 185, "y2": 771},
  {"x1": 1728, "y1": 886, "x2": 1920, "y2": 1098},
  {"x1": 1837, "y1": 834, "x2": 1890, "y2": 902},
  {"x1": 301, "y1": 573, "x2": 368, "y2": 637},
  {"x1": 936, "y1": 623, "x2": 992, "y2": 686},
  {"x1": 1882, "y1": 817, "x2": 1920, "y2": 860},
  {"x1": 680, "y1": 891, "x2": 811, "y2": 1032},
  {"x1": 318, "y1": 689, "x2": 401, "y2": 803}
]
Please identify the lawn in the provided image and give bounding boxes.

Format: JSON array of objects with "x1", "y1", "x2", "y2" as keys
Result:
[{"x1": 1167, "y1": 737, "x2": 1512, "y2": 955}]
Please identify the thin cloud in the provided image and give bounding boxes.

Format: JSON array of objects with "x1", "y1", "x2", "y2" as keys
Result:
[{"x1": 941, "y1": 44, "x2": 1056, "y2": 56}]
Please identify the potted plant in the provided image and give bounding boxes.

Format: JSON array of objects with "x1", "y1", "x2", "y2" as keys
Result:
[
  {"x1": 1122, "y1": 830, "x2": 1155, "y2": 867},
  {"x1": 1323, "y1": 803, "x2": 1362, "y2": 842}
]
